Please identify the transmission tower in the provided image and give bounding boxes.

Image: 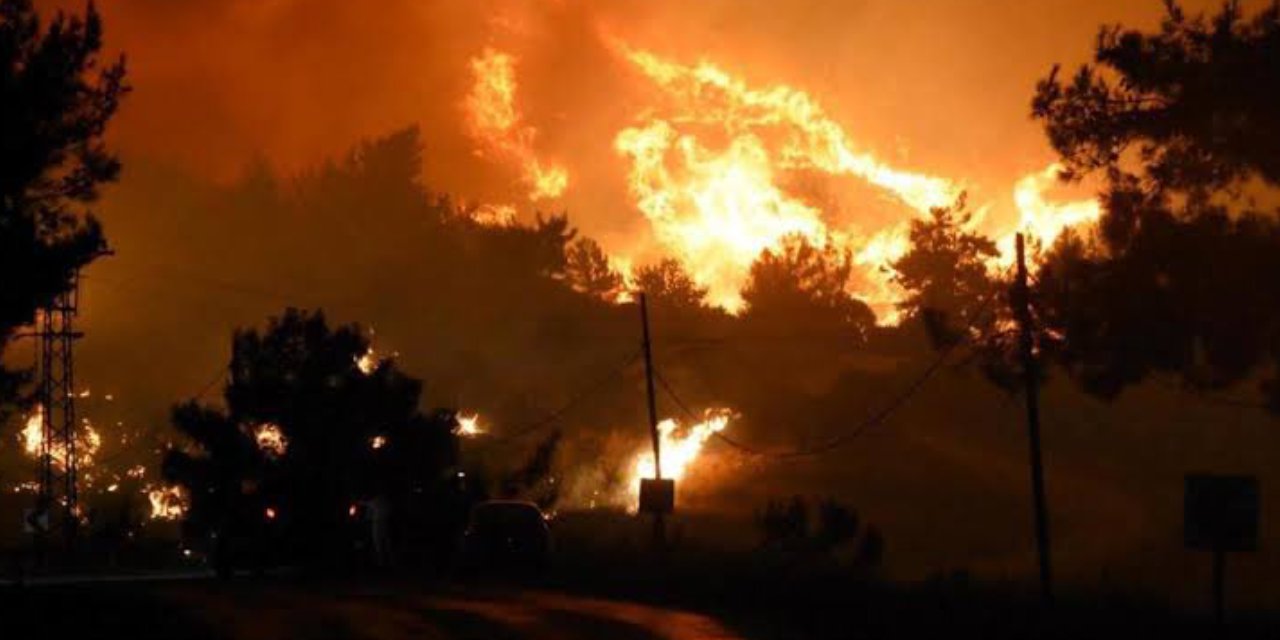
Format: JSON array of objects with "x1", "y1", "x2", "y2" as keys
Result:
[{"x1": 35, "y1": 267, "x2": 88, "y2": 543}]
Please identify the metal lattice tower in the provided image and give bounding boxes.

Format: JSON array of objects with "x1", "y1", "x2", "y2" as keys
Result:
[{"x1": 36, "y1": 269, "x2": 86, "y2": 541}]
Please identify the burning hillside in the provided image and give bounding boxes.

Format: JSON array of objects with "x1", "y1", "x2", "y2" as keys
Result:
[{"x1": 462, "y1": 39, "x2": 1098, "y2": 321}]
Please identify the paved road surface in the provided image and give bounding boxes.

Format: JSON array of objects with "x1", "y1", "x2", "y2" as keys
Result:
[{"x1": 159, "y1": 583, "x2": 744, "y2": 640}]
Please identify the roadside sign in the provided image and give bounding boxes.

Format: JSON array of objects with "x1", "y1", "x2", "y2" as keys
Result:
[
  {"x1": 1184, "y1": 473, "x2": 1259, "y2": 625},
  {"x1": 639, "y1": 478, "x2": 675, "y2": 515},
  {"x1": 1185, "y1": 474, "x2": 1259, "y2": 552}
]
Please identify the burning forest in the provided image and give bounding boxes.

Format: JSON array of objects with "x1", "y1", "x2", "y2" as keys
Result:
[{"x1": 3, "y1": 1, "x2": 1280, "y2": 638}]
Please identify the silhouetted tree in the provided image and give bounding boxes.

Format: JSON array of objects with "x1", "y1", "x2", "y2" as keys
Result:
[
  {"x1": 0, "y1": 0, "x2": 126, "y2": 413},
  {"x1": 1034, "y1": 1, "x2": 1280, "y2": 198},
  {"x1": 500, "y1": 430, "x2": 562, "y2": 511},
  {"x1": 163, "y1": 309, "x2": 458, "y2": 570},
  {"x1": 891, "y1": 195, "x2": 1001, "y2": 349},
  {"x1": 635, "y1": 258, "x2": 709, "y2": 312},
  {"x1": 564, "y1": 237, "x2": 623, "y2": 300},
  {"x1": 757, "y1": 495, "x2": 810, "y2": 549},
  {"x1": 1032, "y1": 1, "x2": 1280, "y2": 405},
  {"x1": 162, "y1": 403, "x2": 259, "y2": 576},
  {"x1": 814, "y1": 498, "x2": 860, "y2": 552},
  {"x1": 742, "y1": 236, "x2": 875, "y2": 339}
]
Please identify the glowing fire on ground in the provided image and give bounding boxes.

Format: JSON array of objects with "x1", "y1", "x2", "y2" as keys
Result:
[
  {"x1": 18, "y1": 405, "x2": 103, "y2": 470},
  {"x1": 254, "y1": 423, "x2": 288, "y2": 457},
  {"x1": 20, "y1": 408, "x2": 42, "y2": 458},
  {"x1": 628, "y1": 409, "x2": 733, "y2": 507},
  {"x1": 355, "y1": 347, "x2": 379, "y2": 375},
  {"x1": 456, "y1": 413, "x2": 485, "y2": 437},
  {"x1": 470, "y1": 203, "x2": 520, "y2": 228},
  {"x1": 146, "y1": 484, "x2": 188, "y2": 521},
  {"x1": 464, "y1": 48, "x2": 568, "y2": 202}
]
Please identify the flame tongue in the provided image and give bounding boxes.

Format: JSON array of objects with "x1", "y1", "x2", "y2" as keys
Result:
[
  {"x1": 459, "y1": 43, "x2": 1101, "y2": 320},
  {"x1": 614, "y1": 47, "x2": 961, "y2": 315},
  {"x1": 464, "y1": 48, "x2": 568, "y2": 202},
  {"x1": 631, "y1": 409, "x2": 732, "y2": 491},
  {"x1": 19, "y1": 405, "x2": 102, "y2": 470}
]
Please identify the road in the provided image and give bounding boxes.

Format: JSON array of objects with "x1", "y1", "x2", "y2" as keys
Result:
[{"x1": 4, "y1": 579, "x2": 746, "y2": 640}]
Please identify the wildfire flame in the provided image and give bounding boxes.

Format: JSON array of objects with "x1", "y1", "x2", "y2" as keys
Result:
[
  {"x1": 630, "y1": 409, "x2": 733, "y2": 500},
  {"x1": 146, "y1": 484, "x2": 188, "y2": 521},
  {"x1": 20, "y1": 407, "x2": 43, "y2": 458},
  {"x1": 456, "y1": 413, "x2": 484, "y2": 437},
  {"x1": 470, "y1": 203, "x2": 520, "y2": 228},
  {"x1": 254, "y1": 423, "x2": 288, "y2": 457},
  {"x1": 355, "y1": 347, "x2": 379, "y2": 375},
  {"x1": 454, "y1": 39, "x2": 1102, "y2": 320},
  {"x1": 611, "y1": 47, "x2": 964, "y2": 314},
  {"x1": 18, "y1": 405, "x2": 103, "y2": 470},
  {"x1": 464, "y1": 47, "x2": 568, "y2": 202},
  {"x1": 999, "y1": 163, "x2": 1102, "y2": 260},
  {"x1": 610, "y1": 46, "x2": 1099, "y2": 319}
]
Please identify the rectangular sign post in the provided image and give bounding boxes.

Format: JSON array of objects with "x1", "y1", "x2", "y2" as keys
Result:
[
  {"x1": 1185, "y1": 474, "x2": 1259, "y2": 625},
  {"x1": 639, "y1": 478, "x2": 675, "y2": 516}
]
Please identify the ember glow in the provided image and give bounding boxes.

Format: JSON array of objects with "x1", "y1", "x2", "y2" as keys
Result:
[
  {"x1": 19, "y1": 406, "x2": 43, "y2": 458},
  {"x1": 470, "y1": 203, "x2": 520, "y2": 228},
  {"x1": 18, "y1": 405, "x2": 103, "y2": 470},
  {"x1": 455, "y1": 413, "x2": 485, "y2": 437},
  {"x1": 464, "y1": 48, "x2": 568, "y2": 202},
  {"x1": 146, "y1": 484, "x2": 188, "y2": 521},
  {"x1": 355, "y1": 347, "x2": 379, "y2": 375},
  {"x1": 254, "y1": 423, "x2": 288, "y2": 458}
]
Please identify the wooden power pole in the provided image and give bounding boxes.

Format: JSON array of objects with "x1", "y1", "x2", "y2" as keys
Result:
[
  {"x1": 1014, "y1": 233, "x2": 1054, "y2": 605},
  {"x1": 638, "y1": 293, "x2": 666, "y2": 546}
]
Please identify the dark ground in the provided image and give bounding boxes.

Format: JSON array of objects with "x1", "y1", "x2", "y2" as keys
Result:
[
  {"x1": 2, "y1": 508, "x2": 1277, "y2": 639},
  {"x1": 2, "y1": 560, "x2": 1278, "y2": 640}
]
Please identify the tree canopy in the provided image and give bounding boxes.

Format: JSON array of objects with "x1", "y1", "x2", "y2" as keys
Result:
[
  {"x1": 163, "y1": 309, "x2": 459, "y2": 568},
  {"x1": 0, "y1": 0, "x2": 126, "y2": 412},
  {"x1": 1033, "y1": 0, "x2": 1280, "y2": 406},
  {"x1": 635, "y1": 258, "x2": 709, "y2": 313},
  {"x1": 742, "y1": 236, "x2": 875, "y2": 340},
  {"x1": 891, "y1": 195, "x2": 1001, "y2": 349},
  {"x1": 1034, "y1": 0, "x2": 1280, "y2": 199},
  {"x1": 565, "y1": 237, "x2": 624, "y2": 301}
]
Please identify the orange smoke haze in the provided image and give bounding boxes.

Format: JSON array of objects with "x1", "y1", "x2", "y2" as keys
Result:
[
  {"x1": 22, "y1": 0, "x2": 1235, "y2": 421},
  {"x1": 46, "y1": 0, "x2": 1204, "y2": 213},
  {"x1": 42, "y1": 0, "x2": 1221, "y2": 316}
]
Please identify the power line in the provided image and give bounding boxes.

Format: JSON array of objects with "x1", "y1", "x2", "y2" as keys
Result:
[
  {"x1": 652, "y1": 272, "x2": 1013, "y2": 459},
  {"x1": 470, "y1": 349, "x2": 643, "y2": 450},
  {"x1": 655, "y1": 334, "x2": 964, "y2": 459}
]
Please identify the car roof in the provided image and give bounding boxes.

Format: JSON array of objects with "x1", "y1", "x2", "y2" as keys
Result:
[{"x1": 474, "y1": 500, "x2": 541, "y2": 509}]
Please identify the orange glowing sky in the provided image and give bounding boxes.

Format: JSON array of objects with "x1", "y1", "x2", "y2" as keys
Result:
[{"x1": 42, "y1": 1, "x2": 1234, "y2": 231}]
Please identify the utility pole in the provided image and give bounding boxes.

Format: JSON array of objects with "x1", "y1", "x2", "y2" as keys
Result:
[
  {"x1": 638, "y1": 293, "x2": 666, "y2": 546},
  {"x1": 1013, "y1": 233, "x2": 1053, "y2": 605},
  {"x1": 35, "y1": 267, "x2": 88, "y2": 550}
]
